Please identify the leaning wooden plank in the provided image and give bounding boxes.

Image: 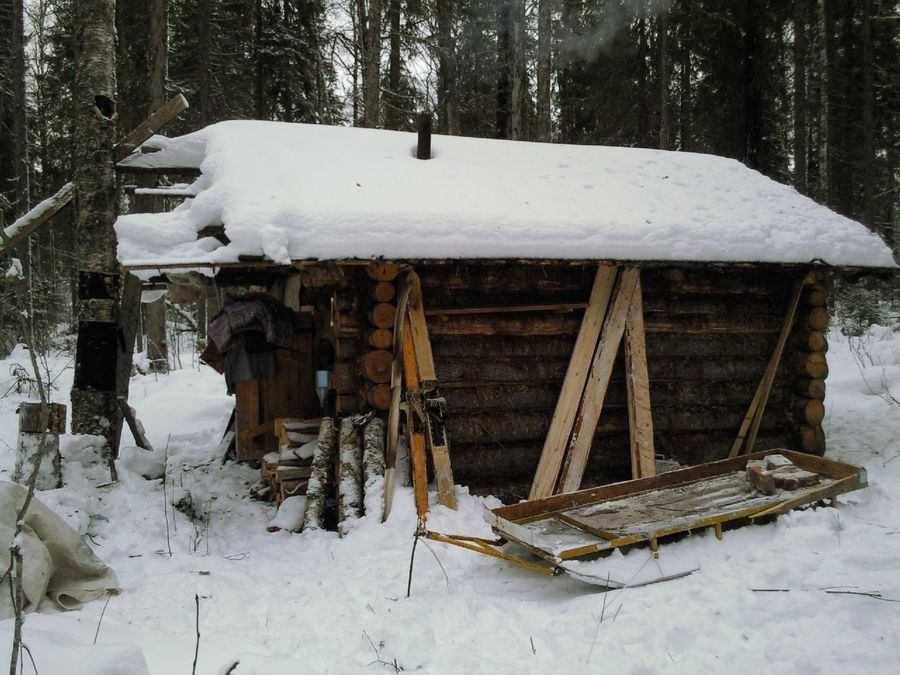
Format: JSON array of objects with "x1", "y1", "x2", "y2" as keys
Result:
[
  {"x1": 113, "y1": 93, "x2": 189, "y2": 162},
  {"x1": 406, "y1": 271, "x2": 437, "y2": 384},
  {"x1": 406, "y1": 272, "x2": 457, "y2": 509},
  {"x1": 117, "y1": 396, "x2": 154, "y2": 452},
  {"x1": 337, "y1": 416, "x2": 364, "y2": 534},
  {"x1": 233, "y1": 380, "x2": 261, "y2": 461},
  {"x1": 623, "y1": 273, "x2": 656, "y2": 480},
  {"x1": 529, "y1": 265, "x2": 619, "y2": 500},
  {"x1": 729, "y1": 275, "x2": 808, "y2": 458},
  {"x1": 383, "y1": 275, "x2": 412, "y2": 522},
  {"x1": 1, "y1": 182, "x2": 74, "y2": 256},
  {"x1": 402, "y1": 315, "x2": 430, "y2": 524},
  {"x1": 302, "y1": 417, "x2": 337, "y2": 531},
  {"x1": 556, "y1": 268, "x2": 639, "y2": 494}
]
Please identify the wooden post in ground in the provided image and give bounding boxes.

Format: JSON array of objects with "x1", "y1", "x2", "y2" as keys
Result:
[
  {"x1": 623, "y1": 272, "x2": 656, "y2": 479},
  {"x1": 14, "y1": 403, "x2": 66, "y2": 490}
]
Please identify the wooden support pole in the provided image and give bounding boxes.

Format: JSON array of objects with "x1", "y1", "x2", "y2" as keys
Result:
[
  {"x1": 0, "y1": 183, "x2": 74, "y2": 256},
  {"x1": 117, "y1": 397, "x2": 154, "y2": 451},
  {"x1": 402, "y1": 315, "x2": 430, "y2": 525},
  {"x1": 406, "y1": 272, "x2": 437, "y2": 384},
  {"x1": 557, "y1": 268, "x2": 639, "y2": 494},
  {"x1": 623, "y1": 273, "x2": 656, "y2": 480},
  {"x1": 113, "y1": 93, "x2": 189, "y2": 162},
  {"x1": 529, "y1": 265, "x2": 618, "y2": 500},
  {"x1": 383, "y1": 277, "x2": 412, "y2": 522},
  {"x1": 729, "y1": 275, "x2": 808, "y2": 458}
]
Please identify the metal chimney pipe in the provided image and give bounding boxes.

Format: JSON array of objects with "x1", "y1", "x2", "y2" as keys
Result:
[{"x1": 416, "y1": 112, "x2": 432, "y2": 160}]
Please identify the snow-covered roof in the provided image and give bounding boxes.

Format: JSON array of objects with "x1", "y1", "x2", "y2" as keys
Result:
[{"x1": 115, "y1": 121, "x2": 896, "y2": 270}]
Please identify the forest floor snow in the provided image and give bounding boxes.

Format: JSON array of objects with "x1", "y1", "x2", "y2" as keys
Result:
[{"x1": 0, "y1": 327, "x2": 899, "y2": 674}]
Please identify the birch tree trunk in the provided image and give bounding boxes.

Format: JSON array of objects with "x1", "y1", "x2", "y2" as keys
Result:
[{"x1": 71, "y1": 0, "x2": 121, "y2": 473}]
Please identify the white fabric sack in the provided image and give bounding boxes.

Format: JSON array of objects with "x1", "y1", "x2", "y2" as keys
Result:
[{"x1": 0, "y1": 481, "x2": 118, "y2": 619}]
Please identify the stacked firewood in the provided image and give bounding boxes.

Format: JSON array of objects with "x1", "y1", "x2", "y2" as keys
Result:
[
  {"x1": 258, "y1": 418, "x2": 321, "y2": 505},
  {"x1": 259, "y1": 415, "x2": 386, "y2": 534}
]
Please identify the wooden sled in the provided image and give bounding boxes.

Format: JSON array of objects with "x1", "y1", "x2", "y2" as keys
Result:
[{"x1": 428, "y1": 450, "x2": 867, "y2": 587}]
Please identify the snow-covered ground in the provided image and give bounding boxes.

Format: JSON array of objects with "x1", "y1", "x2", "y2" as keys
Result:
[{"x1": 1, "y1": 328, "x2": 899, "y2": 675}]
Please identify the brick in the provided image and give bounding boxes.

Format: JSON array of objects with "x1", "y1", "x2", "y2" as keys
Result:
[
  {"x1": 765, "y1": 453, "x2": 794, "y2": 470},
  {"x1": 772, "y1": 466, "x2": 820, "y2": 491},
  {"x1": 747, "y1": 465, "x2": 776, "y2": 495}
]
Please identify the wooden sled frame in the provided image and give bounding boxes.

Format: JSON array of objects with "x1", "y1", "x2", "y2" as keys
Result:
[{"x1": 427, "y1": 450, "x2": 867, "y2": 577}]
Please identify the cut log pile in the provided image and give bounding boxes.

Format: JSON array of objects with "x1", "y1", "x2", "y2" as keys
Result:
[
  {"x1": 260, "y1": 414, "x2": 386, "y2": 534},
  {"x1": 259, "y1": 417, "x2": 321, "y2": 505}
]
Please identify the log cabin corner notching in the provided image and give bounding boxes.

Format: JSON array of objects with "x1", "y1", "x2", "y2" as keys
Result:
[{"x1": 113, "y1": 121, "x2": 897, "y2": 503}]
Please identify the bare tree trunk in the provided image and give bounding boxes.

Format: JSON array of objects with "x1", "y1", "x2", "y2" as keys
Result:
[
  {"x1": 678, "y1": 0, "x2": 691, "y2": 151},
  {"x1": 198, "y1": 0, "x2": 212, "y2": 125},
  {"x1": 0, "y1": 0, "x2": 28, "y2": 218},
  {"x1": 145, "y1": 296, "x2": 169, "y2": 373},
  {"x1": 509, "y1": 0, "x2": 527, "y2": 140},
  {"x1": 436, "y1": 0, "x2": 460, "y2": 135},
  {"x1": 793, "y1": 0, "x2": 809, "y2": 194},
  {"x1": 384, "y1": 0, "x2": 402, "y2": 129},
  {"x1": 11, "y1": 0, "x2": 27, "y2": 214},
  {"x1": 116, "y1": 0, "x2": 169, "y2": 445},
  {"x1": 363, "y1": 0, "x2": 382, "y2": 127},
  {"x1": 71, "y1": 0, "x2": 119, "y2": 477},
  {"x1": 254, "y1": 0, "x2": 265, "y2": 119},
  {"x1": 536, "y1": 0, "x2": 552, "y2": 142},
  {"x1": 860, "y1": 0, "x2": 874, "y2": 229},
  {"x1": 658, "y1": 12, "x2": 672, "y2": 150},
  {"x1": 496, "y1": 1, "x2": 512, "y2": 139},
  {"x1": 637, "y1": 17, "x2": 649, "y2": 146},
  {"x1": 822, "y1": 0, "x2": 853, "y2": 216}
]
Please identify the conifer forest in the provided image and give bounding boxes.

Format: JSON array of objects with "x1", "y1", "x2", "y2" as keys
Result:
[{"x1": 0, "y1": 1, "x2": 897, "y2": 352}]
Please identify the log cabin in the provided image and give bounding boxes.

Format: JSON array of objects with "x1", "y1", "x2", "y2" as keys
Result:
[{"x1": 114, "y1": 120, "x2": 896, "y2": 502}]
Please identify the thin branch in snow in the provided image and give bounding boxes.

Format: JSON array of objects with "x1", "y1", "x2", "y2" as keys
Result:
[
  {"x1": 93, "y1": 592, "x2": 113, "y2": 644},
  {"x1": 192, "y1": 593, "x2": 200, "y2": 675},
  {"x1": 406, "y1": 533, "x2": 420, "y2": 598},
  {"x1": 418, "y1": 538, "x2": 449, "y2": 586}
]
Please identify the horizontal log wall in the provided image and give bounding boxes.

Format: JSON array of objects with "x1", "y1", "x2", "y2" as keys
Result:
[{"x1": 407, "y1": 262, "x2": 812, "y2": 501}]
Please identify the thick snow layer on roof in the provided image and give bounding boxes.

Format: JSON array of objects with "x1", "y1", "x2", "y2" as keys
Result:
[{"x1": 115, "y1": 121, "x2": 896, "y2": 269}]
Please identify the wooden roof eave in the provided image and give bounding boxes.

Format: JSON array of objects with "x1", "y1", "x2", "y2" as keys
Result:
[{"x1": 121, "y1": 257, "x2": 898, "y2": 277}]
